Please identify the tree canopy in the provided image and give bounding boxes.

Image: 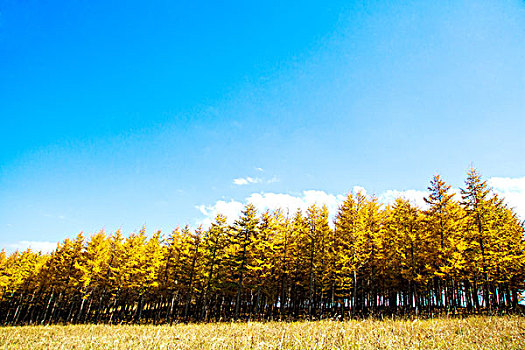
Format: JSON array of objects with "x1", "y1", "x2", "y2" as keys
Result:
[{"x1": 0, "y1": 169, "x2": 523, "y2": 324}]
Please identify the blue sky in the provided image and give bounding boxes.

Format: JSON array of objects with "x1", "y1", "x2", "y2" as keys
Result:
[{"x1": 1, "y1": 0, "x2": 525, "y2": 251}]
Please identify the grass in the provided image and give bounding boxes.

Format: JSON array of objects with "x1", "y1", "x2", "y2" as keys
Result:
[{"x1": 0, "y1": 316, "x2": 524, "y2": 349}]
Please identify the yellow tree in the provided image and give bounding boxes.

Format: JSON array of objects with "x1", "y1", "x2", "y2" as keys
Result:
[
  {"x1": 333, "y1": 191, "x2": 361, "y2": 317},
  {"x1": 248, "y1": 209, "x2": 276, "y2": 319},
  {"x1": 485, "y1": 196, "x2": 525, "y2": 308},
  {"x1": 200, "y1": 214, "x2": 228, "y2": 321},
  {"x1": 39, "y1": 233, "x2": 85, "y2": 323},
  {"x1": 230, "y1": 204, "x2": 259, "y2": 320},
  {"x1": 461, "y1": 168, "x2": 496, "y2": 309},
  {"x1": 437, "y1": 201, "x2": 469, "y2": 310},
  {"x1": 305, "y1": 204, "x2": 332, "y2": 319},
  {"x1": 161, "y1": 227, "x2": 184, "y2": 322},
  {"x1": 248, "y1": 209, "x2": 289, "y2": 320},
  {"x1": 120, "y1": 228, "x2": 147, "y2": 300},
  {"x1": 141, "y1": 230, "x2": 164, "y2": 321},
  {"x1": 0, "y1": 248, "x2": 47, "y2": 324},
  {"x1": 271, "y1": 209, "x2": 292, "y2": 319},
  {"x1": 423, "y1": 175, "x2": 462, "y2": 309},
  {"x1": 338, "y1": 192, "x2": 383, "y2": 314},
  {"x1": 105, "y1": 229, "x2": 126, "y2": 322},
  {"x1": 288, "y1": 210, "x2": 310, "y2": 318},
  {"x1": 74, "y1": 229, "x2": 110, "y2": 322},
  {"x1": 385, "y1": 198, "x2": 425, "y2": 312},
  {"x1": 359, "y1": 195, "x2": 384, "y2": 313},
  {"x1": 179, "y1": 225, "x2": 204, "y2": 321},
  {"x1": 0, "y1": 249, "x2": 7, "y2": 301}
]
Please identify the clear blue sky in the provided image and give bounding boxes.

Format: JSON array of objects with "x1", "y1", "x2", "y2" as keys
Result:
[{"x1": 1, "y1": 0, "x2": 525, "y2": 249}]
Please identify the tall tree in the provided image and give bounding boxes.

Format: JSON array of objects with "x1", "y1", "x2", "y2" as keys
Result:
[
  {"x1": 423, "y1": 175, "x2": 459, "y2": 309},
  {"x1": 200, "y1": 214, "x2": 228, "y2": 321},
  {"x1": 230, "y1": 204, "x2": 259, "y2": 320},
  {"x1": 461, "y1": 168, "x2": 494, "y2": 309}
]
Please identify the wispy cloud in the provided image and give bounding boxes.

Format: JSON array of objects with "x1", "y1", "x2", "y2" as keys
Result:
[
  {"x1": 233, "y1": 177, "x2": 262, "y2": 185},
  {"x1": 232, "y1": 175, "x2": 280, "y2": 185},
  {"x1": 267, "y1": 176, "x2": 280, "y2": 184}
]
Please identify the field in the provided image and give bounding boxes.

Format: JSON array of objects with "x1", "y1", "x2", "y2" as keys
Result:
[{"x1": 0, "y1": 316, "x2": 524, "y2": 349}]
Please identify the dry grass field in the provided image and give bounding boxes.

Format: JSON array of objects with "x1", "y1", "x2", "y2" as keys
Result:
[{"x1": 0, "y1": 315, "x2": 524, "y2": 349}]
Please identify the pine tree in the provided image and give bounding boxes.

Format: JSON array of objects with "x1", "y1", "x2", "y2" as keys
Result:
[
  {"x1": 200, "y1": 214, "x2": 228, "y2": 321},
  {"x1": 288, "y1": 210, "x2": 310, "y2": 318},
  {"x1": 1, "y1": 168, "x2": 523, "y2": 323},
  {"x1": 161, "y1": 227, "x2": 184, "y2": 323},
  {"x1": 423, "y1": 175, "x2": 459, "y2": 309},
  {"x1": 333, "y1": 192, "x2": 358, "y2": 318},
  {"x1": 230, "y1": 204, "x2": 259, "y2": 320},
  {"x1": 179, "y1": 225, "x2": 203, "y2": 321},
  {"x1": 305, "y1": 204, "x2": 332, "y2": 319},
  {"x1": 461, "y1": 168, "x2": 494, "y2": 309},
  {"x1": 74, "y1": 230, "x2": 110, "y2": 322}
]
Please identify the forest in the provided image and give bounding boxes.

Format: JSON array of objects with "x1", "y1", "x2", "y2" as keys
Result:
[{"x1": 0, "y1": 169, "x2": 524, "y2": 325}]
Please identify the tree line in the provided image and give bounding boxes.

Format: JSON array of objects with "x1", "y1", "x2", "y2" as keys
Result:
[{"x1": 0, "y1": 169, "x2": 524, "y2": 325}]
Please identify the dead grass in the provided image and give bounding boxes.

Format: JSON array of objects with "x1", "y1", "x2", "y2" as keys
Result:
[{"x1": 0, "y1": 315, "x2": 524, "y2": 349}]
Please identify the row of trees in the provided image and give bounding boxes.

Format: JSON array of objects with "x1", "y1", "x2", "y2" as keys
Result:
[{"x1": 0, "y1": 169, "x2": 524, "y2": 325}]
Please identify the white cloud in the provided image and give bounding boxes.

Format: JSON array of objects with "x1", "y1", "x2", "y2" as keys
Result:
[
  {"x1": 233, "y1": 177, "x2": 261, "y2": 185},
  {"x1": 249, "y1": 190, "x2": 345, "y2": 216},
  {"x1": 233, "y1": 175, "x2": 279, "y2": 185},
  {"x1": 378, "y1": 189, "x2": 430, "y2": 209},
  {"x1": 375, "y1": 177, "x2": 525, "y2": 218},
  {"x1": 352, "y1": 186, "x2": 367, "y2": 196},
  {"x1": 198, "y1": 176, "x2": 525, "y2": 228},
  {"x1": 5, "y1": 241, "x2": 57, "y2": 254},
  {"x1": 450, "y1": 187, "x2": 462, "y2": 201},
  {"x1": 196, "y1": 190, "x2": 345, "y2": 227},
  {"x1": 197, "y1": 188, "x2": 435, "y2": 229},
  {"x1": 196, "y1": 199, "x2": 245, "y2": 227},
  {"x1": 489, "y1": 176, "x2": 525, "y2": 219}
]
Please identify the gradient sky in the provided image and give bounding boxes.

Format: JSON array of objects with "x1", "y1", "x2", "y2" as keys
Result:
[{"x1": 1, "y1": 0, "x2": 525, "y2": 251}]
